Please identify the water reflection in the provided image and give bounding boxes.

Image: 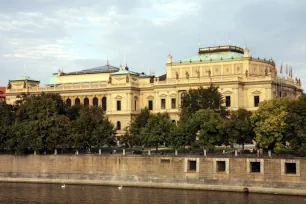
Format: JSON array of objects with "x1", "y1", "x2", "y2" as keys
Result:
[{"x1": 0, "y1": 183, "x2": 304, "y2": 204}]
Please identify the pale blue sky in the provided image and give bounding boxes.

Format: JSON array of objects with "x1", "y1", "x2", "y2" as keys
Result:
[{"x1": 0, "y1": 0, "x2": 305, "y2": 88}]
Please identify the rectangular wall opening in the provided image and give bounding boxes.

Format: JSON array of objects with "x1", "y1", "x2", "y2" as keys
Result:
[
  {"x1": 250, "y1": 162, "x2": 261, "y2": 173},
  {"x1": 285, "y1": 163, "x2": 296, "y2": 174},
  {"x1": 217, "y1": 161, "x2": 226, "y2": 172},
  {"x1": 188, "y1": 160, "x2": 197, "y2": 171}
]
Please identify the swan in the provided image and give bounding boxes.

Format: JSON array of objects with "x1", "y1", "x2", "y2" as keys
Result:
[
  {"x1": 61, "y1": 184, "x2": 65, "y2": 188},
  {"x1": 118, "y1": 186, "x2": 123, "y2": 190}
]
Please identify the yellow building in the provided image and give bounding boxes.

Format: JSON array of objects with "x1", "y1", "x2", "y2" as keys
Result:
[{"x1": 5, "y1": 45, "x2": 303, "y2": 135}]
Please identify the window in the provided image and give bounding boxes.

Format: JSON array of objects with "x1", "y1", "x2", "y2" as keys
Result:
[
  {"x1": 75, "y1": 98, "x2": 80, "y2": 106},
  {"x1": 93, "y1": 97, "x2": 98, "y2": 106},
  {"x1": 188, "y1": 160, "x2": 197, "y2": 171},
  {"x1": 117, "y1": 100, "x2": 121, "y2": 111},
  {"x1": 171, "y1": 98, "x2": 176, "y2": 109},
  {"x1": 225, "y1": 96, "x2": 231, "y2": 107},
  {"x1": 285, "y1": 163, "x2": 296, "y2": 174},
  {"x1": 254, "y1": 96, "x2": 260, "y2": 107},
  {"x1": 84, "y1": 98, "x2": 89, "y2": 107},
  {"x1": 250, "y1": 162, "x2": 261, "y2": 173},
  {"x1": 134, "y1": 100, "x2": 137, "y2": 111},
  {"x1": 148, "y1": 100, "x2": 153, "y2": 110},
  {"x1": 161, "y1": 99, "x2": 166, "y2": 109},
  {"x1": 66, "y1": 98, "x2": 71, "y2": 107},
  {"x1": 102, "y1": 97, "x2": 107, "y2": 111},
  {"x1": 116, "y1": 121, "x2": 121, "y2": 130},
  {"x1": 217, "y1": 161, "x2": 226, "y2": 172},
  {"x1": 160, "y1": 159, "x2": 171, "y2": 164}
]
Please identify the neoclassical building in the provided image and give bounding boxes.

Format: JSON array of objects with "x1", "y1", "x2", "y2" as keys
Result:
[{"x1": 6, "y1": 45, "x2": 303, "y2": 135}]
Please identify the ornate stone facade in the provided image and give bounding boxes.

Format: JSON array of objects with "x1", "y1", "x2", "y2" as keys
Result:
[{"x1": 5, "y1": 46, "x2": 303, "y2": 135}]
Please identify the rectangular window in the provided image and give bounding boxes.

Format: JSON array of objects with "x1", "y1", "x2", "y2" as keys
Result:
[
  {"x1": 161, "y1": 99, "x2": 166, "y2": 109},
  {"x1": 254, "y1": 96, "x2": 260, "y2": 107},
  {"x1": 117, "y1": 100, "x2": 121, "y2": 111},
  {"x1": 217, "y1": 161, "x2": 226, "y2": 172},
  {"x1": 250, "y1": 162, "x2": 261, "y2": 173},
  {"x1": 285, "y1": 163, "x2": 296, "y2": 174},
  {"x1": 134, "y1": 100, "x2": 137, "y2": 111},
  {"x1": 148, "y1": 100, "x2": 153, "y2": 110},
  {"x1": 188, "y1": 160, "x2": 197, "y2": 171},
  {"x1": 225, "y1": 96, "x2": 231, "y2": 107},
  {"x1": 171, "y1": 98, "x2": 176, "y2": 109}
]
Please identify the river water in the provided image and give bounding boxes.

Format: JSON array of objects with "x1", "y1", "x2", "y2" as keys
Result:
[{"x1": 0, "y1": 183, "x2": 304, "y2": 204}]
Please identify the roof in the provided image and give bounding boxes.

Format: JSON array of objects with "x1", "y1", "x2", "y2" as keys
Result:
[
  {"x1": 111, "y1": 65, "x2": 140, "y2": 76},
  {"x1": 11, "y1": 75, "x2": 40, "y2": 82},
  {"x1": 173, "y1": 45, "x2": 244, "y2": 64},
  {"x1": 111, "y1": 69, "x2": 139, "y2": 76},
  {"x1": 159, "y1": 74, "x2": 167, "y2": 81},
  {"x1": 59, "y1": 64, "x2": 120, "y2": 76}
]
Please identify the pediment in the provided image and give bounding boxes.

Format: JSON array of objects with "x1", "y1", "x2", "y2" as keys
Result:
[
  {"x1": 252, "y1": 90, "x2": 261, "y2": 95},
  {"x1": 147, "y1": 95, "x2": 154, "y2": 100},
  {"x1": 159, "y1": 94, "x2": 167, "y2": 97},
  {"x1": 223, "y1": 90, "x2": 233, "y2": 95},
  {"x1": 115, "y1": 95, "x2": 123, "y2": 99},
  {"x1": 170, "y1": 93, "x2": 176, "y2": 97}
]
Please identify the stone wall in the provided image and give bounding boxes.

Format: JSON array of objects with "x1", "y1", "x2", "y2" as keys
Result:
[{"x1": 0, "y1": 155, "x2": 305, "y2": 195}]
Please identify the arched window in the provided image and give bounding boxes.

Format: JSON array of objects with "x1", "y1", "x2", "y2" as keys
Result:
[
  {"x1": 116, "y1": 121, "x2": 121, "y2": 130},
  {"x1": 66, "y1": 98, "x2": 71, "y2": 107},
  {"x1": 75, "y1": 98, "x2": 80, "y2": 105},
  {"x1": 93, "y1": 97, "x2": 98, "y2": 106},
  {"x1": 102, "y1": 97, "x2": 107, "y2": 111},
  {"x1": 84, "y1": 98, "x2": 89, "y2": 107}
]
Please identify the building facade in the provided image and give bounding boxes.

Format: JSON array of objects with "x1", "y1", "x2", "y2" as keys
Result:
[{"x1": 5, "y1": 45, "x2": 303, "y2": 135}]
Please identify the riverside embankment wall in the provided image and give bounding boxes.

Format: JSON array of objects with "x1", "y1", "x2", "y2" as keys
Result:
[{"x1": 0, "y1": 155, "x2": 305, "y2": 195}]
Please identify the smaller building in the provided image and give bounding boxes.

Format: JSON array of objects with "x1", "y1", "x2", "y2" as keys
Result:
[{"x1": 0, "y1": 87, "x2": 6, "y2": 102}]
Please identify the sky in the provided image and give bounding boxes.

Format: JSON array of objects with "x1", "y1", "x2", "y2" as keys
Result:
[{"x1": 0, "y1": 0, "x2": 306, "y2": 88}]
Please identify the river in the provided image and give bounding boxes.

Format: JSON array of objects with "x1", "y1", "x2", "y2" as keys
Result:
[{"x1": 0, "y1": 183, "x2": 304, "y2": 204}]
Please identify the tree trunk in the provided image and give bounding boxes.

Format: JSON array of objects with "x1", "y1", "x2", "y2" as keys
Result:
[
  {"x1": 242, "y1": 143, "x2": 245, "y2": 151},
  {"x1": 156, "y1": 144, "x2": 158, "y2": 154}
]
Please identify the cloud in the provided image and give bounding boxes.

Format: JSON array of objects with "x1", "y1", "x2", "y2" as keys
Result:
[{"x1": 0, "y1": 0, "x2": 305, "y2": 88}]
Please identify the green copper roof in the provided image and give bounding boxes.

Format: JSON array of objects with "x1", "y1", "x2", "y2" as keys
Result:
[
  {"x1": 111, "y1": 68, "x2": 139, "y2": 76},
  {"x1": 173, "y1": 51, "x2": 244, "y2": 64},
  {"x1": 11, "y1": 75, "x2": 39, "y2": 82}
]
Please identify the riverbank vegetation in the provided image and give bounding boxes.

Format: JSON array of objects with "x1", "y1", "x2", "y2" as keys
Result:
[{"x1": 0, "y1": 86, "x2": 305, "y2": 155}]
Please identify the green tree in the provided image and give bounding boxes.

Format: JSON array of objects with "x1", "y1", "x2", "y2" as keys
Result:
[
  {"x1": 219, "y1": 109, "x2": 255, "y2": 149},
  {"x1": 287, "y1": 95, "x2": 306, "y2": 154},
  {"x1": 92, "y1": 118, "x2": 116, "y2": 148},
  {"x1": 71, "y1": 106, "x2": 114, "y2": 151},
  {"x1": 142, "y1": 113, "x2": 172, "y2": 152},
  {"x1": 167, "y1": 124, "x2": 185, "y2": 151},
  {"x1": 194, "y1": 109, "x2": 223, "y2": 152},
  {"x1": 180, "y1": 85, "x2": 227, "y2": 123},
  {"x1": 0, "y1": 103, "x2": 15, "y2": 150},
  {"x1": 121, "y1": 108, "x2": 151, "y2": 147},
  {"x1": 251, "y1": 97, "x2": 290, "y2": 152}
]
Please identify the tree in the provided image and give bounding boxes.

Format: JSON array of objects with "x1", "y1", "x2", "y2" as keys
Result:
[
  {"x1": 47, "y1": 115, "x2": 72, "y2": 151},
  {"x1": 70, "y1": 106, "x2": 115, "y2": 151},
  {"x1": 180, "y1": 85, "x2": 228, "y2": 123},
  {"x1": 287, "y1": 95, "x2": 306, "y2": 154},
  {"x1": 193, "y1": 109, "x2": 223, "y2": 152},
  {"x1": 121, "y1": 108, "x2": 151, "y2": 147},
  {"x1": 92, "y1": 118, "x2": 116, "y2": 148},
  {"x1": 0, "y1": 103, "x2": 14, "y2": 150},
  {"x1": 219, "y1": 109, "x2": 255, "y2": 149},
  {"x1": 167, "y1": 124, "x2": 185, "y2": 151},
  {"x1": 251, "y1": 97, "x2": 290, "y2": 152},
  {"x1": 142, "y1": 113, "x2": 172, "y2": 152}
]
